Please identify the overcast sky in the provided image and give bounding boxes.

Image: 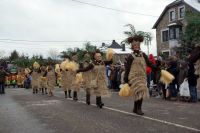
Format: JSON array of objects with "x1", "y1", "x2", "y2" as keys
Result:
[{"x1": 0, "y1": 0, "x2": 174, "y2": 57}]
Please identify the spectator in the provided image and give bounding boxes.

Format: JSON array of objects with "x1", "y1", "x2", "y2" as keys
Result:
[
  {"x1": 167, "y1": 57, "x2": 179, "y2": 100},
  {"x1": 187, "y1": 62, "x2": 198, "y2": 103},
  {"x1": 0, "y1": 66, "x2": 8, "y2": 94}
]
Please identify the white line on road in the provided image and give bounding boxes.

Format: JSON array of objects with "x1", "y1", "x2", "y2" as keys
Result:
[{"x1": 74, "y1": 100, "x2": 200, "y2": 132}]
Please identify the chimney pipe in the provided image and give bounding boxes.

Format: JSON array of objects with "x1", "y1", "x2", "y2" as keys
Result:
[{"x1": 122, "y1": 43, "x2": 125, "y2": 51}]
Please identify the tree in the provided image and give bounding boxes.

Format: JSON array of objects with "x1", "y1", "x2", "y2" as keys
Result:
[
  {"x1": 84, "y1": 42, "x2": 96, "y2": 53},
  {"x1": 0, "y1": 50, "x2": 5, "y2": 59},
  {"x1": 176, "y1": 11, "x2": 200, "y2": 59},
  {"x1": 123, "y1": 24, "x2": 153, "y2": 55},
  {"x1": 9, "y1": 50, "x2": 19, "y2": 61}
]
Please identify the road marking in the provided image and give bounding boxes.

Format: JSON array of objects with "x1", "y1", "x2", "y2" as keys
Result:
[
  {"x1": 38, "y1": 92, "x2": 200, "y2": 132},
  {"x1": 75, "y1": 100, "x2": 200, "y2": 132}
]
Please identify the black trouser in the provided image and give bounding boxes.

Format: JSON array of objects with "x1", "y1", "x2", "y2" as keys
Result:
[{"x1": 0, "y1": 83, "x2": 5, "y2": 94}]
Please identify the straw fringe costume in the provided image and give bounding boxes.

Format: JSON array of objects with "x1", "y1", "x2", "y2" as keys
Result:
[
  {"x1": 46, "y1": 68, "x2": 56, "y2": 96},
  {"x1": 61, "y1": 70, "x2": 75, "y2": 98},
  {"x1": 39, "y1": 69, "x2": 48, "y2": 94},
  {"x1": 31, "y1": 70, "x2": 40, "y2": 94},
  {"x1": 128, "y1": 52, "x2": 149, "y2": 101},
  {"x1": 78, "y1": 60, "x2": 112, "y2": 108},
  {"x1": 124, "y1": 51, "x2": 156, "y2": 115}
]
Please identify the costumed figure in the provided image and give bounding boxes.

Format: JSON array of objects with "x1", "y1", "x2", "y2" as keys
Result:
[
  {"x1": 70, "y1": 53, "x2": 80, "y2": 101},
  {"x1": 39, "y1": 66, "x2": 48, "y2": 94},
  {"x1": 31, "y1": 62, "x2": 40, "y2": 94},
  {"x1": 77, "y1": 49, "x2": 113, "y2": 108},
  {"x1": 45, "y1": 64, "x2": 56, "y2": 97},
  {"x1": 60, "y1": 56, "x2": 75, "y2": 98},
  {"x1": 122, "y1": 35, "x2": 174, "y2": 115},
  {"x1": 17, "y1": 70, "x2": 25, "y2": 88},
  {"x1": 81, "y1": 52, "x2": 93, "y2": 105}
]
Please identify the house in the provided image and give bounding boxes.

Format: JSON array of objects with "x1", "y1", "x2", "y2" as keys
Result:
[
  {"x1": 153, "y1": 0, "x2": 200, "y2": 58},
  {"x1": 99, "y1": 40, "x2": 132, "y2": 64}
]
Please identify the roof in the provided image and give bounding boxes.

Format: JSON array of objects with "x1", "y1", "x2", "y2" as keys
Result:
[
  {"x1": 108, "y1": 40, "x2": 122, "y2": 49},
  {"x1": 185, "y1": 0, "x2": 200, "y2": 12},
  {"x1": 112, "y1": 48, "x2": 132, "y2": 54},
  {"x1": 153, "y1": 0, "x2": 200, "y2": 29}
]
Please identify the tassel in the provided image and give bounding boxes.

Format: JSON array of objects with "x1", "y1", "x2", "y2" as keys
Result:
[
  {"x1": 119, "y1": 83, "x2": 130, "y2": 97},
  {"x1": 106, "y1": 48, "x2": 114, "y2": 61},
  {"x1": 160, "y1": 70, "x2": 175, "y2": 85}
]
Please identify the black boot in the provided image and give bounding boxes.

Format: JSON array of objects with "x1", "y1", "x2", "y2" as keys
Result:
[
  {"x1": 45, "y1": 88, "x2": 48, "y2": 94},
  {"x1": 86, "y1": 92, "x2": 90, "y2": 105},
  {"x1": 96, "y1": 96, "x2": 104, "y2": 108},
  {"x1": 68, "y1": 90, "x2": 72, "y2": 98},
  {"x1": 42, "y1": 88, "x2": 44, "y2": 95},
  {"x1": 137, "y1": 99, "x2": 144, "y2": 115},
  {"x1": 33, "y1": 89, "x2": 35, "y2": 94},
  {"x1": 133, "y1": 101, "x2": 138, "y2": 113},
  {"x1": 36, "y1": 89, "x2": 38, "y2": 94},
  {"x1": 73, "y1": 91, "x2": 78, "y2": 101},
  {"x1": 64, "y1": 91, "x2": 68, "y2": 98}
]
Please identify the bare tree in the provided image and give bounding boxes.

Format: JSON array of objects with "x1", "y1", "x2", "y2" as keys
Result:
[
  {"x1": 0, "y1": 50, "x2": 5, "y2": 59},
  {"x1": 48, "y1": 49, "x2": 59, "y2": 61}
]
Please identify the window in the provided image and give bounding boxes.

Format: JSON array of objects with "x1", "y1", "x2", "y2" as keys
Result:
[
  {"x1": 162, "y1": 51, "x2": 170, "y2": 58},
  {"x1": 169, "y1": 10, "x2": 175, "y2": 21},
  {"x1": 169, "y1": 27, "x2": 181, "y2": 40},
  {"x1": 176, "y1": 28, "x2": 180, "y2": 39},
  {"x1": 169, "y1": 28, "x2": 175, "y2": 39},
  {"x1": 179, "y1": 7, "x2": 185, "y2": 18},
  {"x1": 162, "y1": 30, "x2": 169, "y2": 42}
]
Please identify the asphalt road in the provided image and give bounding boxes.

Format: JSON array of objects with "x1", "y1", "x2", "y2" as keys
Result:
[{"x1": 0, "y1": 87, "x2": 200, "y2": 133}]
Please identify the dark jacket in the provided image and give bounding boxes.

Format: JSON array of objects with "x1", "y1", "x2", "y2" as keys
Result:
[
  {"x1": 0, "y1": 70, "x2": 8, "y2": 84},
  {"x1": 187, "y1": 63, "x2": 198, "y2": 86}
]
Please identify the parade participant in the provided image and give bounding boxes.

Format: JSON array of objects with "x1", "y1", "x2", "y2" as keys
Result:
[
  {"x1": 123, "y1": 35, "x2": 157, "y2": 115},
  {"x1": 77, "y1": 49, "x2": 113, "y2": 108},
  {"x1": 81, "y1": 52, "x2": 93, "y2": 105},
  {"x1": 45, "y1": 64, "x2": 56, "y2": 97},
  {"x1": 17, "y1": 70, "x2": 24, "y2": 88},
  {"x1": 31, "y1": 62, "x2": 40, "y2": 94},
  {"x1": 70, "y1": 53, "x2": 79, "y2": 101},
  {"x1": 60, "y1": 58, "x2": 71, "y2": 98},
  {"x1": 39, "y1": 65, "x2": 48, "y2": 95}
]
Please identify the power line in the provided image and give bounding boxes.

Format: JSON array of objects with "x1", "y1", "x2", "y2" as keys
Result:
[
  {"x1": 0, "y1": 39, "x2": 123, "y2": 44},
  {"x1": 70, "y1": 0, "x2": 159, "y2": 17}
]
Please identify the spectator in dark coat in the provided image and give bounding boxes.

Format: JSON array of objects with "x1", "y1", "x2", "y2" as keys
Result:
[
  {"x1": 0, "y1": 66, "x2": 8, "y2": 94},
  {"x1": 187, "y1": 63, "x2": 198, "y2": 102}
]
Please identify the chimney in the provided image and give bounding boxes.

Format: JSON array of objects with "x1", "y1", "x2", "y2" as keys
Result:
[
  {"x1": 102, "y1": 43, "x2": 105, "y2": 47},
  {"x1": 122, "y1": 43, "x2": 125, "y2": 51}
]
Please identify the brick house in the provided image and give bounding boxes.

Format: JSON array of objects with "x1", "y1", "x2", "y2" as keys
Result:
[{"x1": 153, "y1": 0, "x2": 200, "y2": 58}]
